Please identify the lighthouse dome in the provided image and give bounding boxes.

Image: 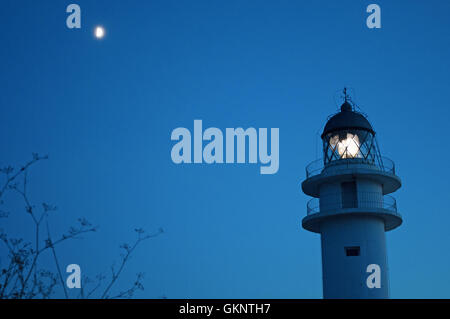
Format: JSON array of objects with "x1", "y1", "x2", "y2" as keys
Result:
[
  {"x1": 321, "y1": 101, "x2": 374, "y2": 138},
  {"x1": 320, "y1": 101, "x2": 380, "y2": 164}
]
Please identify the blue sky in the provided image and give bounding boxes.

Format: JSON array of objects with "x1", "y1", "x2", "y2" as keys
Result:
[{"x1": 1, "y1": 0, "x2": 450, "y2": 298}]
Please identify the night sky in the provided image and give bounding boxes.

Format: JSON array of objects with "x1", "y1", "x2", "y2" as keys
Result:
[{"x1": 1, "y1": 0, "x2": 450, "y2": 298}]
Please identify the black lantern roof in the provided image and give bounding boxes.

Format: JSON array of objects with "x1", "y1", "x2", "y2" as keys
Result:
[{"x1": 321, "y1": 101, "x2": 375, "y2": 138}]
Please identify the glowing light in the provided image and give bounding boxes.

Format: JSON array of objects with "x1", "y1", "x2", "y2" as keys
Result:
[
  {"x1": 330, "y1": 133, "x2": 361, "y2": 158},
  {"x1": 94, "y1": 26, "x2": 105, "y2": 39}
]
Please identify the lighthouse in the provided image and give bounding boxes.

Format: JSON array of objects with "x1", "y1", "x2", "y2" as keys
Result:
[{"x1": 301, "y1": 90, "x2": 402, "y2": 299}]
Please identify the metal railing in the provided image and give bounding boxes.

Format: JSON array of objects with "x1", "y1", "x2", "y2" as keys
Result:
[
  {"x1": 306, "y1": 192, "x2": 398, "y2": 216},
  {"x1": 305, "y1": 157, "x2": 396, "y2": 179}
]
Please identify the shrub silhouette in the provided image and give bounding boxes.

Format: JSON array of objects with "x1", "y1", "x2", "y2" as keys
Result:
[{"x1": 0, "y1": 154, "x2": 163, "y2": 299}]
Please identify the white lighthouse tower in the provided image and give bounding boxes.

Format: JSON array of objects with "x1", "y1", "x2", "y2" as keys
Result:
[{"x1": 302, "y1": 90, "x2": 402, "y2": 298}]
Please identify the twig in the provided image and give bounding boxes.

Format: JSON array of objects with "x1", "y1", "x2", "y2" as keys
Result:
[
  {"x1": 101, "y1": 230, "x2": 162, "y2": 299},
  {"x1": 46, "y1": 221, "x2": 68, "y2": 299}
]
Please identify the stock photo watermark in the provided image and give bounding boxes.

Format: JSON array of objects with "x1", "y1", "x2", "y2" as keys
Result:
[{"x1": 171, "y1": 120, "x2": 279, "y2": 175}]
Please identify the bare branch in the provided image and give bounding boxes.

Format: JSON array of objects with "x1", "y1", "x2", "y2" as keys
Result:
[
  {"x1": 101, "y1": 228, "x2": 163, "y2": 299},
  {"x1": 0, "y1": 154, "x2": 48, "y2": 201},
  {"x1": 0, "y1": 155, "x2": 163, "y2": 299},
  {"x1": 46, "y1": 221, "x2": 68, "y2": 299}
]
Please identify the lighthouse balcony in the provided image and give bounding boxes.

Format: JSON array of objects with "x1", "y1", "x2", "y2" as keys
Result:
[
  {"x1": 306, "y1": 193, "x2": 398, "y2": 215},
  {"x1": 303, "y1": 192, "x2": 402, "y2": 233},
  {"x1": 306, "y1": 157, "x2": 395, "y2": 179},
  {"x1": 302, "y1": 157, "x2": 401, "y2": 197}
]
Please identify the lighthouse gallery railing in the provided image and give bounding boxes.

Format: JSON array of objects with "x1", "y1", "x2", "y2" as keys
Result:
[
  {"x1": 305, "y1": 156, "x2": 396, "y2": 179},
  {"x1": 306, "y1": 192, "x2": 398, "y2": 216}
]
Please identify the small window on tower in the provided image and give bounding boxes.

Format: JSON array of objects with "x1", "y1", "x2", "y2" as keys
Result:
[{"x1": 345, "y1": 246, "x2": 360, "y2": 256}]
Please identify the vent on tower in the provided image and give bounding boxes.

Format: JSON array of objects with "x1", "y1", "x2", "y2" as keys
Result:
[{"x1": 345, "y1": 246, "x2": 360, "y2": 257}]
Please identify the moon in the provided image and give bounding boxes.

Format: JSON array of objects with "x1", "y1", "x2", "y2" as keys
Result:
[{"x1": 94, "y1": 26, "x2": 105, "y2": 39}]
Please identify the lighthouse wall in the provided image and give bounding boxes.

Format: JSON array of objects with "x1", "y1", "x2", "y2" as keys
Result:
[
  {"x1": 317, "y1": 174, "x2": 389, "y2": 299},
  {"x1": 320, "y1": 215, "x2": 389, "y2": 299}
]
